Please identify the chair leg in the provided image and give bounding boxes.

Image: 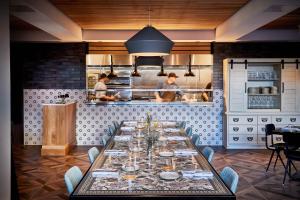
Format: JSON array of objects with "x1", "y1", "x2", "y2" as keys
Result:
[
  {"x1": 278, "y1": 153, "x2": 286, "y2": 169},
  {"x1": 266, "y1": 150, "x2": 275, "y2": 172},
  {"x1": 273, "y1": 153, "x2": 279, "y2": 169},
  {"x1": 283, "y1": 159, "x2": 289, "y2": 185},
  {"x1": 291, "y1": 161, "x2": 297, "y2": 172}
]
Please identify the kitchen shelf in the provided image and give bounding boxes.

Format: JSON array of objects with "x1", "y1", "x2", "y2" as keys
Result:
[{"x1": 248, "y1": 94, "x2": 280, "y2": 96}]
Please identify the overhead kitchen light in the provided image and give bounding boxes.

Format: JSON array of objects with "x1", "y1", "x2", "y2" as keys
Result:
[
  {"x1": 107, "y1": 55, "x2": 117, "y2": 78},
  {"x1": 124, "y1": 3, "x2": 174, "y2": 56},
  {"x1": 131, "y1": 57, "x2": 141, "y2": 77},
  {"x1": 184, "y1": 55, "x2": 195, "y2": 77}
]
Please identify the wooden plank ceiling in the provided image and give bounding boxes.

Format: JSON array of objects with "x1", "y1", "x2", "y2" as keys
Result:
[
  {"x1": 88, "y1": 42, "x2": 211, "y2": 54},
  {"x1": 49, "y1": 0, "x2": 249, "y2": 30}
]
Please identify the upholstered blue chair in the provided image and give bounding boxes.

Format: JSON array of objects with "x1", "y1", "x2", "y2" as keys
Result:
[
  {"x1": 177, "y1": 121, "x2": 186, "y2": 129},
  {"x1": 88, "y1": 147, "x2": 100, "y2": 164},
  {"x1": 108, "y1": 126, "x2": 115, "y2": 136},
  {"x1": 202, "y1": 146, "x2": 214, "y2": 163},
  {"x1": 186, "y1": 127, "x2": 193, "y2": 137},
  {"x1": 102, "y1": 134, "x2": 111, "y2": 146},
  {"x1": 220, "y1": 167, "x2": 239, "y2": 193},
  {"x1": 191, "y1": 134, "x2": 199, "y2": 146},
  {"x1": 64, "y1": 166, "x2": 83, "y2": 194},
  {"x1": 112, "y1": 121, "x2": 120, "y2": 130}
]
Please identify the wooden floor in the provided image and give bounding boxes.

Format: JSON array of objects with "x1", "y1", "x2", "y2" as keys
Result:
[{"x1": 12, "y1": 145, "x2": 300, "y2": 200}]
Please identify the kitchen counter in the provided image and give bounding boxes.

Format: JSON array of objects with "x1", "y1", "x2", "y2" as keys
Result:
[{"x1": 85, "y1": 100, "x2": 213, "y2": 106}]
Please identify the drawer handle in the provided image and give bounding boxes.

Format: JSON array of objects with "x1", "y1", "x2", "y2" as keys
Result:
[
  {"x1": 233, "y1": 127, "x2": 239, "y2": 132},
  {"x1": 276, "y1": 118, "x2": 282, "y2": 122},
  {"x1": 247, "y1": 118, "x2": 253, "y2": 122},
  {"x1": 247, "y1": 137, "x2": 253, "y2": 141},
  {"x1": 290, "y1": 118, "x2": 296, "y2": 122},
  {"x1": 276, "y1": 137, "x2": 282, "y2": 141},
  {"x1": 261, "y1": 118, "x2": 268, "y2": 122},
  {"x1": 247, "y1": 127, "x2": 253, "y2": 132},
  {"x1": 233, "y1": 137, "x2": 239, "y2": 141},
  {"x1": 261, "y1": 137, "x2": 266, "y2": 141},
  {"x1": 261, "y1": 127, "x2": 265, "y2": 132},
  {"x1": 233, "y1": 118, "x2": 239, "y2": 122}
]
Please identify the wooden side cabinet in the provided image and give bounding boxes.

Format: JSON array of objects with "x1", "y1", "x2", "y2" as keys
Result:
[{"x1": 41, "y1": 102, "x2": 76, "y2": 156}]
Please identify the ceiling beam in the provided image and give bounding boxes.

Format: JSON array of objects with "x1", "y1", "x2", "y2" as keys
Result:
[
  {"x1": 216, "y1": 0, "x2": 300, "y2": 41},
  {"x1": 11, "y1": 30, "x2": 60, "y2": 42},
  {"x1": 83, "y1": 30, "x2": 215, "y2": 42},
  {"x1": 239, "y1": 29, "x2": 300, "y2": 41},
  {"x1": 10, "y1": 0, "x2": 82, "y2": 41}
]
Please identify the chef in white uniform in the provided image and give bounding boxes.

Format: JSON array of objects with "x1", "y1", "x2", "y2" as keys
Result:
[{"x1": 94, "y1": 73, "x2": 115, "y2": 101}]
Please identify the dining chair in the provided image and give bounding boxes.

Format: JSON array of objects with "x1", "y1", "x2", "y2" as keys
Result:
[
  {"x1": 88, "y1": 147, "x2": 100, "y2": 164},
  {"x1": 178, "y1": 121, "x2": 186, "y2": 129},
  {"x1": 186, "y1": 127, "x2": 193, "y2": 137},
  {"x1": 108, "y1": 126, "x2": 115, "y2": 136},
  {"x1": 265, "y1": 124, "x2": 285, "y2": 172},
  {"x1": 202, "y1": 146, "x2": 214, "y2": 163},
  {"x1": 282, "y1": 134, "x2": 300, "y2": 185},
  {"x1": 102, "y1": 134, "x2": 111, "y2": 146},
  {"x1": 112, "y1": 121, "x2": 120, "y2": 130},
  {"x1": 64, "y1": 166, "x2": 83, "y2": 194},
  {"x1": 220, "y1": 167, "x2": 239, "y2": 193},
  {"x1": 191, "y1": 134, "x2": 199, "y2": 146}
]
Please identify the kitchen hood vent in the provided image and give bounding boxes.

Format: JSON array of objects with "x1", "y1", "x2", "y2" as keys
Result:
[{"x1": 163, "y1": 54, "x2": 190, "y2": 66}]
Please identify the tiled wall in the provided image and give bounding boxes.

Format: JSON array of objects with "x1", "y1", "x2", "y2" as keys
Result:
[{"x1": 24, "y1": 89, "x2": 224, "y2": 146}]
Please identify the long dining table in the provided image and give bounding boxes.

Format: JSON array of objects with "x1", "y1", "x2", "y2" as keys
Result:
[{"x1": 70, "y1": 121, "x2": 236, "y2": 200}]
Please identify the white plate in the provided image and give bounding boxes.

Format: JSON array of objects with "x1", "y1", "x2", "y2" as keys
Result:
[
  {"x1": 130, "y1": 147, "x2": 143, "y2": 152},
  {"x1": 159, "y1": 171, "x2": 180, "y2": 180},
  {"x1": 122, "y1": 165, "x2": 139, "y2": 172},
  {"x1": 159, "y1": 151, "x2": 174, "y2": 157}
]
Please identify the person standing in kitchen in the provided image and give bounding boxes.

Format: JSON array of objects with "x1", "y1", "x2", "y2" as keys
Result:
[
  {"x1": 155, "y1": 72, "x2": 188, "y2": 102},
  {"x1": 94, "y1": 73, "x2": 116, "y2": 101}
]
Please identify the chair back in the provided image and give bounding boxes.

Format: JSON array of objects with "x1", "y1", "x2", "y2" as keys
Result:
[
  {"x1": 202, "y1": 146, "x2": 214, "y2": 163},
  {"x1": 102, "y1": 134, "x2": 111, "y2": 146},
  {"x1": 283, "y1": 133, "x2": 300, "y2": 160},
  {"x1": 178, "y1": 121, "x2": 186, "y2": 129},
  {"x1": 220, "y1": 167, "x2": 239, "y2": 193},
  {"x1": 191, "y1": 134, "x2": 199, "y2": 145},
  {"x1": 265, "y1": 124, "x2": 275, "y2": 149},
  {"x1": 186, "y1": 127, "x2": 193, "y2": 137},
  {"x1": 64, "y1": 166, "x2": 83, "y2": 194},
  {"x1": 88, "y1": 147, "x2": 100, "y2": 164},
  {"x1": 112, "y1": 121, "x2": 120, "y2": 130},
  {"x1": 108, "y1": 126, "x2": 115, "y2": 136}
]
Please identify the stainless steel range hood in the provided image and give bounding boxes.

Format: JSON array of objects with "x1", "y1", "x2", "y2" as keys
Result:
[
  {"x1": 86, "y1": 54, "x2": 111, "y2": 66},
  {"x1": 163, "y1": 54, "x2": 190, "y2": 66},
  {"x1": 112, "y1": 55, "x2": 134, "y2": 66}
]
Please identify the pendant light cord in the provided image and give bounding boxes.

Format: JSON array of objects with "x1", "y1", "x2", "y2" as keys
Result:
[{"x1": 148, "y1": 0, "x2": 151, "y2": 26}]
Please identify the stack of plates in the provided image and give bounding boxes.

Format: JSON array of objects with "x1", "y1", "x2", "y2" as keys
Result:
[{"x1": 159, "y1": 171, "x2": 180, "y2": 180}]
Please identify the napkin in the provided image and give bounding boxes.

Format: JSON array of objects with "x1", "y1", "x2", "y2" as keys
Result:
[
  {"x1": 92, "y1": 169, "x2": 119, "y2": 178},
  {"x1": 114, "y1": 135, "x2": 132, "y2": 142},
  {"x1": 181, "y1": 170, "x2": 213, "y2": 179},
  {"x1": 120, "y1": 126, "x2": 135, "y2": 132},
  {"x1": 104, "y1": 150, "x2": 128, "y2": 156},
  {"x1": 166, "y1": 136, "x2": 187, "y2": 141},
  {"x1": 164, "y1": 128, "x2": 181, "y2": 133},
  {"x1": 174, "y1": 149, "x2": 198, "y2": 156},
  {"x1": 161, "y1": 121, "x2": 177, "y2": 126},
  {"x1": 123, "y1": 121, "x2": 137, "y2": 127}
]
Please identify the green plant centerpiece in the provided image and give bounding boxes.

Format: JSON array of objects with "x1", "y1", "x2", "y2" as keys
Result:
[{"x1": 144, "y1": 112, "x2": 159, "y2": 156}]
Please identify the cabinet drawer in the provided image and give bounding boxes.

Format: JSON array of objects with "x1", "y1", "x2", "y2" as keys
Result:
[
  {"x1": 258, "y1": 116, "x2": 271, "y2": 125},
  {"x1": 258, "y1": 125, "x2": 266, "y2": 135},
  {"x1": 229, "y1": 134, "x2": 257, "y2": 144},
  {"x1": 271, "y1": 116, "x2": 299, "y2": 124},
  {"x1": 257, "y1": 134, "x2": 266, "y2": 145},
  {"x1": 229, "y1": 125, "x2": 257, "y2": 134},
  {"x1": 229, "y1": 116, "x2": 257, "y2": 125}
]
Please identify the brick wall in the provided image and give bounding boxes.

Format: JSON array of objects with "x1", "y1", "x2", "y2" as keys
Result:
[
  {"x1": 11, "y1": 42, "x2": 87, "y2": 89},
  {"x1": 212, "y1": 42, "x2": 300, "y2": 89},
  {"x1": 11, "y1": 42, "x2": 300, "y2": 90}
]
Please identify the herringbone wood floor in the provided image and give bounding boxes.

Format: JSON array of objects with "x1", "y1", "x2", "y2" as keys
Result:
[{"x1": 12, "y1": 145, "x2": 300, "y2": 200}]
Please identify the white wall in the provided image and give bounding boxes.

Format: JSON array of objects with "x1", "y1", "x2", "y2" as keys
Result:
[{"x1": 0, "y1": 0, "x2": 11, "y2": 199}]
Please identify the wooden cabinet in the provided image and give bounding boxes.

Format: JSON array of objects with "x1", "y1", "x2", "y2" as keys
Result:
[
  {"x1": 41, "y1": 102, "x2": 76, "y2": 156},
  {"x1": 223, "y1": 58, "x2": 300, "y2": 149}
]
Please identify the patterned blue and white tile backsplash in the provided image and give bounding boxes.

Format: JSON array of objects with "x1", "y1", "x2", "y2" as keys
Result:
[{"x1": 24, "y1": 89, "x2": 224, "y2": 145}]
